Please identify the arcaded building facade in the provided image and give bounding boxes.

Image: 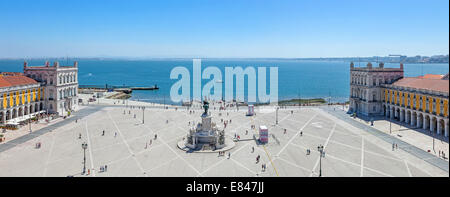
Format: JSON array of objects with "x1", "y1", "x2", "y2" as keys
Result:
[
  {"x1": 349, "y1": 62, "x2": 449, "y2": 138},
  {"x1": 382, "y1": 75, "x2": 449, "y2": 137},
  {"x1": 24, "y1": 61, "x2": 79, "y2": 115},
  {"x1": 0, "y1": 61, "x2": 79, "y2": 126},
  {"x1": 0, "y1": 75, "x2": 45, "y2": 125}
]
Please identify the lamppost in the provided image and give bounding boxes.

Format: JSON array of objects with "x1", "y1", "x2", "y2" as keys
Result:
[
  {"x1": 433, "y1": 133, "x2": 435, "y2": 151},
  {"x1": 389, "y1": 116, "x2": 392, "y2": 134},
  {"x1": 142, "y1": 106, "x2": 145, "y2": 124},
  {"x1": 29, "y1": 113, "x2": 32, "y2": 133},
  {"x1": 317, "y1": 145, "x2": 324, "y2": 177},
  {"x1": 81, "y1": 142, "x2": 88, "y2": 175},
  {"x1": 276, "y1": 107, "x2": 279, "y2": 125}
]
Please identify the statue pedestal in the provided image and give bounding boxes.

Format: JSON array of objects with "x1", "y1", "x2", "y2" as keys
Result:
[
  {"x1": 201, "y1": 115, "x2": 212, "y2": 131},
  {"x1": 179, "y1": 101, "x2": 235, "y2": 152}
]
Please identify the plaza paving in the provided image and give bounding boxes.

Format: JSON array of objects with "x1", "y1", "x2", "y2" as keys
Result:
[{"x1": 0, "y1": 101, "x2": 448, "y2": 177}]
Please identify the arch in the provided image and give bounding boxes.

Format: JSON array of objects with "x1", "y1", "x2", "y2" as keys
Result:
[
  {"x1": 24, "y1": 106, "x2": 28, "y2": 115},
  {"x1": 424, "y1": 115, "x2": 430, "y2": 130},
  {"x1": 395, "y1": 107, "x2": 400, "y2": 121},
  {"x1": 19, "y1": 107, "x2": 23, "y2": 117},
  {"x1": 431, "y1": 116, "x2": 437, "y2": 133},
  {"x1": 406, "y1": 110, "x2": 411, "y2": 124},
  {"x1": 0, "y1": 111, "x2": 4, "y2": 123},
  {"x1": 6, "y1": 110, "x2": 11, "y2": 120},
  {"x1": 12, "y1": 108, "x2": 17, "y2": 119},
  {"x1": 40, "y1": 103, "x2": 43, "y2": 111},
  {"x1": 30, "y1": 104, "x2": 34, "y2": 114},
  {"x1": 35, "y1": 103, "x2": 39, "y2": 112},
  {"x1": 411, "y1": 111, "x2": 417, "y2": 126},
  {"x1": 417, "y1": 113, "x2": 423, "y2": 128},
  {"x1": 438, "y1": 118, "x2": 445, "y2": 135}
]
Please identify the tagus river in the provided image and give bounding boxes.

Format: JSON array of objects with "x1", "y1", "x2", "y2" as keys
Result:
[{"x1": 0, "y1": 59, "x2": 448, "y2": 105}]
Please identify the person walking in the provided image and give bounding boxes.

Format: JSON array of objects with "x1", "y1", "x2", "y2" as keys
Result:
[{"x1": 102, "y1": 130, "x2": 105, "y2": 136}]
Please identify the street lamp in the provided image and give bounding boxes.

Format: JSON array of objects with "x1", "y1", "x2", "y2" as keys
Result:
[
  {"x1": 317, "y1": 145, "x2": 324, "y2": 177},
  {"x1": 29, "y1": 113, "x2": 32, "y2": 133},
  {"x1": 82, "y1": 142, "x2": 88, "y2": 175},
  {"x1": 389, "y1": 116, "x2": 392, "y2": 134},
  {"x1": 142, "y1": 106, "x2": 145, "y2": 124},
  {"x1": 276, "y1": 107, "x2": 279, "y2": 125}
]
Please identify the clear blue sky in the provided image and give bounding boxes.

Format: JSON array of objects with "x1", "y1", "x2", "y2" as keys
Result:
[{"x1": 0, "y1": 0, "x2": 448, "y2": 58}]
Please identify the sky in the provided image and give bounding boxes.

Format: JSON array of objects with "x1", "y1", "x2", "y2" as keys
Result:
[{"x1": 0, "y1": 0, "x2": 448, "y2": 58}]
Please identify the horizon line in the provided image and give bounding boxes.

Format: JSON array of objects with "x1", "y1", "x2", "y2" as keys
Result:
[{"x1": 0, "y1": 54, "x2": 448, "y2": 60}]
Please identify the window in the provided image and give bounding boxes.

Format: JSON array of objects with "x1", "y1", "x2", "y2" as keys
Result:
[{"x1": 49, "y1": 90, "x2": 54, "y2": 99}]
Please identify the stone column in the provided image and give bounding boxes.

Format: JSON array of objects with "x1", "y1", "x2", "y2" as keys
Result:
[
  {"x1": 405, "y1": 112, "x2": 410, "y2": 124},
  {"x1": 417, "y1": 115, "x2": 421, "y2": 128},
  {"x1": 430, "y1": 118, "x2": 435, "y2": 133},
  {"x1": 400, "y1": 110, "x2": 404, "y2": 122},
  {"x1": 1, "y1": 110, "x2": 5, "y2": 123},
  {"x1": 445, "y1": 119, "x2": 449, "y2": 138},
  {"x1": 423, "y1": 117, "x2": 428, "y2": 130},
  {"x1": 411, "y1": 114, "x2": 415, "y2": 126},
  {"x1": 390, "y1": 108, "x2": 394, "y2": 119}
]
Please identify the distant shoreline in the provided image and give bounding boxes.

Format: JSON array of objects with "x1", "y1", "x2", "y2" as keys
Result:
[{"x1": 0, "y1": 56, "x2": 448, "y2": 64}]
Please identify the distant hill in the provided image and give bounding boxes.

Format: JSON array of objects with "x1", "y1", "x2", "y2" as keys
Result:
[{"x1": 298, "y1": 55, "x2": 449, "y2": 64}]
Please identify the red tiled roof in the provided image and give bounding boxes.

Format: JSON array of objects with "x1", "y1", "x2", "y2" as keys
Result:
[
  {"x1": 392, "y1": 77, "x2": 449, "y2": 93},
  {"x1": 417, "y1": 74, "x2": 444, "y2": 79},
  {"x1": 0, "y1": 72, "x2": 24, "y2": 76},
  {"x1": 0, "y1": 75, "x2": 38, "y2": 88}
]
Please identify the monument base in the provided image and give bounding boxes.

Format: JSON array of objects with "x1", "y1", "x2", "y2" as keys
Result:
[{"x1": 177, "y1": 137, "x2": 236, "y2": 153}]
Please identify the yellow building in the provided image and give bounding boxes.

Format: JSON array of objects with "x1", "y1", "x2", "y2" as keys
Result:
[
  {"x1": 0, "y1": 75, "x2": 45, "y2": 126},
  {"x1": 382, "y1": 74, "x2": 449, "y2": 137}
]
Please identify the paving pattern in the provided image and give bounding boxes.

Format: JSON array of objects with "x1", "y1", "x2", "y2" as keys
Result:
[{"x1": 0, "y1": 104, "x2": 447, "y2": 177}]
